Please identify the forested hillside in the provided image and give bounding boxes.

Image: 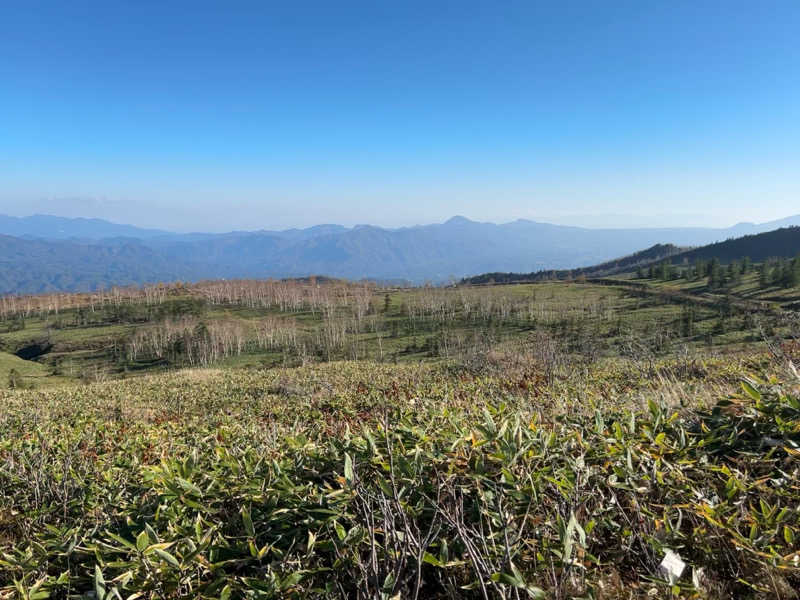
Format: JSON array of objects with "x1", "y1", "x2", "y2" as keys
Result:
[
  {"x1": 464, "y1": 227, "x2": 800, "y2": 285},
  {"x1": 665, "y1": 226, "x2": 800, "y2": 264},
  {"x1": 464, "y1": 243, "x2": 686, "y2": 284},
  {"x1": 0, "y1": 235, "x2": 198, "y2": 294}
]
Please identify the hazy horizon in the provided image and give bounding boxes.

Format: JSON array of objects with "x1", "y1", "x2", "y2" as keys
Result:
[
  {"x1": 1, "y1": 207, "x2": 797, "y2": 235},
  {"x1": 2, "y1": 2, "x2": 799, "y2": 231}
]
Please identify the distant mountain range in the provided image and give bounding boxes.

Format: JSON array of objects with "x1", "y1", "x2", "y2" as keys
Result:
[
  {"x1": 0, "y1": 214, "x2": 171, "y2": 240},
  {"x1": 1, "y1": 213, "x2": 800, "y2": 294}
]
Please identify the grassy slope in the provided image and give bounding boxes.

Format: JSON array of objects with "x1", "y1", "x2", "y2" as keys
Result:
[
  {"x1": 614, "y1": 270, "x2": 800, "y2": 306},
  {"x1": 0, "y1": 279, "x2": 785, "y2": 389},
  {"x1": 0, "y1": 278, "x2": 798, "y2": 595},
  {"x1": 0, "y1": 356, "x2": 797, "y2": 598},
  {"x1": 0, "y1": 350, "x2": 71, "y2": 388}
]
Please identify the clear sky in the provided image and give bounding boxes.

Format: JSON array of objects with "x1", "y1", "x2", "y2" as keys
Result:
[{"x1": 1, "y1": 1, "x2": 798, "y2": 231}]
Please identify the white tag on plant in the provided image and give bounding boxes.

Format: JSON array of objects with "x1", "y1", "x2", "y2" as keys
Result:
[{"x1": 659, "y1": 549, "x2": 686, "y2": 584}]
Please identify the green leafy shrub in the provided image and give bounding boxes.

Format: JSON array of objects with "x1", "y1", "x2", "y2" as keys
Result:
[{"x1": 0, "y1": 363, "x2": 797, "y2": 598}]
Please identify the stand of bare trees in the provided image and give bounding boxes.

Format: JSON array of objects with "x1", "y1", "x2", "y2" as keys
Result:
[
  {"x1": 191, "y1": 279, "x2": 377, "y2": 315},
  {"x1": 128, "y1": 317, "x2": 301, "y2": 367},
  {"x1": 0, "y1": 283, "x2": 169, "y2": 321}
]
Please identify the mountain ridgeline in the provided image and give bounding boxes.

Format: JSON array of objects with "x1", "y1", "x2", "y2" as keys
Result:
[
  {"x1": 462, "y1": 226, "x2": 800, "y2": 285},
  {"x1": 463, "y1": 243, "x2": 687, "y2": 284},
  {"x1": 661, "y1": 226, "x2": 800, "y2": 265},
  {"x1": 1, "y1": 214, "x2": 800, "y2": 294}
]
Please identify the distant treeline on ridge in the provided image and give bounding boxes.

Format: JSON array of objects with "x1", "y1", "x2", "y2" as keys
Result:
[{"x1": 463, "y1": 227, "x2": 800, "y2": 285}]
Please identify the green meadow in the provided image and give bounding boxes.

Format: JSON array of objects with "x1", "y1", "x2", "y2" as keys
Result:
[{"x1": 1, "y1": 276, "x2": 798, "y2": 598}]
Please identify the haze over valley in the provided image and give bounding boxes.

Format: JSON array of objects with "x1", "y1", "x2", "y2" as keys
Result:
[{"x1": 2, "y1": 212, "x2": 799, "y2": 293}]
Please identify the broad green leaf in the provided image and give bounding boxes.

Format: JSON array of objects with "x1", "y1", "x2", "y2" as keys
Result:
[
  {"x1": 136, "y1": 531, "x2": 149, "y2": 553},
  {"x1": 242, "y1": 506, "x2": 255, "y2": 537},
  {"x1": 153, "y1": 548, "x2": 180, "y2": 568},
  {"x1": 95, "y1": 565, "x2": 107, "y2": 600},
  {"x1": 344, "y1": 453, "x2": 354, "y2": 486}
]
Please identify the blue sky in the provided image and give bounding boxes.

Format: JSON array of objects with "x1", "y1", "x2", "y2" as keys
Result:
[{"x1": 1, "y1": 1, "x2": 798, "y2": 231}]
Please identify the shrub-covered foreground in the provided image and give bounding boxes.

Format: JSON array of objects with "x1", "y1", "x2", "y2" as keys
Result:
[{"x1": 0, "y1": 360, "x2": 798, "y2": 599}]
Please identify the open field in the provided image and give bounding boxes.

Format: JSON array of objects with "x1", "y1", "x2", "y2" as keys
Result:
[
  {"x1": 1, "y1": 276, "x2": 797, "y2": 389},
  {"x1": 1, "y1": 277, "x2": 799, "y2": 598}
]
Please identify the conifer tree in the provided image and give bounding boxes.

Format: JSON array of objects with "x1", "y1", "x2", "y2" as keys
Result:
[
  {"x1": 784, "y1": 257, "x2": 799, "y2": 288},
  {"x1": 708, "y1": 258, "x2": 723, "y2": 289},
  {"x1": 759, "y1": 263, "x2": 769, "y2": 289}
]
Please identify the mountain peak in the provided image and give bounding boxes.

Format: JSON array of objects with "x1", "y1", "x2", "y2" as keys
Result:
[{"x1": 444, "y1": 215, "x2": 473, "y2": 226}]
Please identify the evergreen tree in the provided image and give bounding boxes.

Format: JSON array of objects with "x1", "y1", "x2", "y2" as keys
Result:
[
  {"x1": 774, "y1": 258, "x2": 787, "y2": 286},
  {"x1": 790, "y1": 257, "x2": 800, "y2": 288},
  {"x1": 728, "y1": 261, "x2": 741, "y2": 284},
  {"x1": 680, "y1": 306, "x2": 695, "y2": 337},
  {"x1": 708, "y1": 258, "x2": 723, "y2": 289},
  {"x1": 658, "y1": 262, "x2": 669, "y2": 280},
  {"x1": 783, "y1": 257, "x2": 800, "y2": 288},
  {"x1": 694, "y1": 260, "x2": 705, "y2": 281},
  {"x1": 759, "y1": 264, "x2": 769, "y2": 289}
]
